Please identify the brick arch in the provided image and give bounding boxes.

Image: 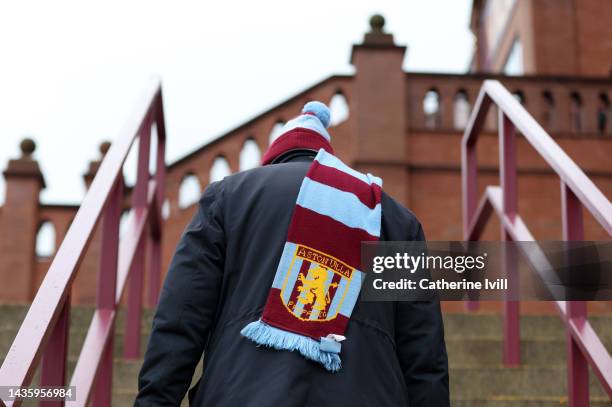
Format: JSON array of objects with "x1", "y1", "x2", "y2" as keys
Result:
[
  {"x1": 239, "y1": 137, "x2": 262, "y2": 171},
  {"x1": 209, "y1": 154, "x2": 232, "y2": 184},
  {"x1": 268, "y1": 119, "x2": 286, "y2": 145},
  {"x1": 35, "y1": 220, "x2": 56, "y2": 258},
  {"x1": 541, "y1": 90, "x2": 556, "y2": 129},
  {"x1": 598, "y1": 92, "x2": 610, "y2": 135},
  {"x1": 178, "y1": 171, "x2": 202, "y2": 209},
  {"x1": 423, "y1": 87, "x2": 442, "y2": 129},
  {"x1": 512, "y1": 89, "x2": 527, "y2": 105},
  {"x1": 329, "y1": 90, "x2": 350, "y2": 127},
  {"x1": 570, "y1": 91, "x2": 583, "y2": 132},
  {"x1": 453, "y1": 88, "x2": 470, "y2": 130}
]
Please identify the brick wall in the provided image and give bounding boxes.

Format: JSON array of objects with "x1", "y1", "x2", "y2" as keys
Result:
[{"x1": 0, "y1": 14, "x2": 610, "y2": 312}]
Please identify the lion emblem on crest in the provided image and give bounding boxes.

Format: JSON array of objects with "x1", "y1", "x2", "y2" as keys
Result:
[{"x1": 297, "y1": 265, "x2": 338, "y2": 311}]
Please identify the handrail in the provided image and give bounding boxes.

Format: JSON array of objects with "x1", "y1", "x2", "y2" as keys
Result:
[
  {"x1": 463, "y1": 80, "x2": 612, "y2": 235},
  {"x1": 462, "y1": 79, "x2": 612, "y2": 405},
  {"x1": 0, "y1": 78, "x2": 166, "y2": 406}
]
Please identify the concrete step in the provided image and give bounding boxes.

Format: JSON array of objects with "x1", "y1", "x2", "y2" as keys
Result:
[
  {"x1": 0, "y1": 332, "x2": 585, "y2": 367},
  {"x1": 2, "y1": 305, "x2": 612, "y2": 405},
  {"x1": 451, "y1": 398, "x2": 612, "y2": 406},
  {"x1": 92, "y1": 360, "x2": 611, "y2": 398},
  {"x1": 108, "y1": 362, "x2": 611, "y2": 405},
  {"x1": 107, "y1": 395, "x2": 612, "y2": 407},
  {"x1": 2, "y1": 304, "x2": 612, "y2": 342},
  {"x1": 445, "y1": 336, "x2": 612, "y2": 366},
  {"x1": 450, "y1": 365, "x2": 609, "y2": 398},
  {"x1": 112, "y1": 391, "x2": 191, "y2": 407},
  {"x1": 5, "y1": 355, "x2": 612, "y2": 405},
  {"x1": 442, "y1": 313, "x2": 612, "y2": 341},
  {"x1": 0, "y1": 305, "x2": 155, "y2": 333},
  {"x1": 7, "y1": 358, "x2": 201, "y2": 407},
  {"x1": 0, "y1": 304, "x2": 154, "y2": 359},
  {"x1": 0, "y1": 328, "x2": 150, "y2": 360}
]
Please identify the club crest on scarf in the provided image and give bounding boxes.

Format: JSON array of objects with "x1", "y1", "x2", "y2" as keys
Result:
[{"x1": 281, "y1": 245, "x2": 353, "y2": 322}]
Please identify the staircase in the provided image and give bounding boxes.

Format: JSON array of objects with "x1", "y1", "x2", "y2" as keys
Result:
[
  {"x1": 0, "y1": 79, "x2": 611, "y2": 406},
  {"x1": 2, "y1": 304, "x2": 611, "y2": 406},
  {"x1": 0, "y1": 305, "x2": 199, "y2": 406},
  {"x1": 446, "y1": 313, "x2": 612, "y2": 406}
]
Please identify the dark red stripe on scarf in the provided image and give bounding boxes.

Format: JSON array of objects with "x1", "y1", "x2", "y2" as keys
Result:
[
  {"x1": 307, "y1": 161, "x2": 382, "y2": 209},
  {"x1": 286, "y1": 206, "x2": 377, "y2": 270},
  {"x1": 262, "y1": 288, "x2": 349, "y2": 340},
  {"x1": 261, "y1": 128, "x2": 334, "y2": 165}
]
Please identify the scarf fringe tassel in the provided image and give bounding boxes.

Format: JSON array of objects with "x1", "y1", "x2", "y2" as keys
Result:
[{"x1": 240, "y1": 319, "x2": 341, "y2": 372}]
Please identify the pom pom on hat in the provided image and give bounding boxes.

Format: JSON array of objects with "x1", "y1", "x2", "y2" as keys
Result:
[
  {"x1": 274, "y1": 101, "x2": 332, "y2": 142},
  {"x1": 302, "y1": 101, "x2": 331, "y2": 129}
]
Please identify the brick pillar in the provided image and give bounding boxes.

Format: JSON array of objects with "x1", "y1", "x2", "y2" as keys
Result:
[
  {"x1": 72, "y1": 142, "x2": 111, "y2": 304},
  {"x1": 0, "y1": 139, "x2": 45, "y2": 302},
  {"x1": 350, "y1": 15, "x2": 408, "y2": 203},
  {"x1": 440, "y1": 88, "x2": 455, "y2": 130}
]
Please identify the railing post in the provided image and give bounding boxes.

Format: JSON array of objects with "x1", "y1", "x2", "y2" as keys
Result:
[
  {"x1": 149, "y1": 107, "x2": 166, "y2": 308},
  {"x1": 462, "y1": 142, "x2": 477, "y2": 239},
  {"x1": 124, "y1": 118, "x2": 151, "y2": 359},
  {"x1": 148, "y1": 234, "x2": 162, "y2": 308},
  {"x1": 562, "y1": 182, "x2": 589, "y2": 407},
  {"x1": 39, "y1": 293, "x2": 71, "y2": 407},
  {"x1": 91, "y1": 178, "x2": 123, "y2": 407},
  {"x1": 462, "y1": 132, "x2": 479, "y2": 312},
  {"x1": 124, "y1": 232, "x2": 146, "y2": 358},
  {"x1": 499, "y1": 111, "x2": 521, "y2": 367}
]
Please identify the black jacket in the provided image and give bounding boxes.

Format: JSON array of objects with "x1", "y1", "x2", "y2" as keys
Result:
[{"x1": 136, "y1": 151, "x2": 449, "y2": 406}]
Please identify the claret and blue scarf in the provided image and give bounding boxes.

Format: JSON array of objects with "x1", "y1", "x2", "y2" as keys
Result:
[{"x1": 241, "y1": 101, "x2": 382, "y2": 372}]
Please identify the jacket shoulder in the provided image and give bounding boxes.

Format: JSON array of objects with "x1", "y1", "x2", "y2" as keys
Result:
[
  {"x1": 221, "y1": 162, "x2": 310, "y2": 191},
  {"x1": 380, "y1": 192, "x2": 423, "y2": 241}
]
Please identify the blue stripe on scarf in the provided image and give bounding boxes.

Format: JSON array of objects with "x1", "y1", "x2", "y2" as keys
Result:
[
  {"x1": 297, "y1": 178, "x2": 381, "y2": 237},
  {"x1": 316, "y1": 150, "x2": 382, "y2": 187},
  {"x1": 338, "y1": 270, "x2": 365, "y2": 317},
  {"x1": 272, "y1": 242, "x2": 298, "y2": 289}
]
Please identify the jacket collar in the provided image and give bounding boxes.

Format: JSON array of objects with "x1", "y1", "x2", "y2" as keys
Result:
[{"x1": 269, "y1": 148, "x2": 317, "y2": 164}]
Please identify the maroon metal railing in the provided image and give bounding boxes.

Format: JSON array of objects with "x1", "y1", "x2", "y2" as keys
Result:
[
  {"x1": 462, "y1": 79, "x2": 612, "y2": 406},
  {"x1": 0, "y1": 78, "x2": 166, "y2": 406}
]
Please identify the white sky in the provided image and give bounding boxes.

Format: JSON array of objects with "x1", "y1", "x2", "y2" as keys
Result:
[{"x1": 0, "y1": 0, "x2": 473, "y2": 204}]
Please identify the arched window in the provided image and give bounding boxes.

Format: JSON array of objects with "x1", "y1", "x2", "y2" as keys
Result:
[
  {"x1": 149, "y1": 123, "x2": 159, "y2": 174},
  {"x1": 239, "y1": 139, "x2": 261, "y2": 171},
  {"x1": 329, "y1": 92, "x2": 349, "y2": 126},
  {"x1": 119, "y1": 209, "x2": 131, "y2": 237},
  {"x1": 268, "y1": 121, "x2": 285, "y2": 145},
  {"x1": 122, "y1": 137, "x2": 139, "y2": 188},
  {"x1": 210, "y1": 156, "x2": 231, "y2": 183},
  {"x1": 178, "y1": 173, "x2": 201, "y2": 209},
  {"x1": 512, "y1": 90, "x2": 526, "y2": 105},
  {"x1": 162, "y1": 199, "x2": 171, "y2": 219},
  {"x1": 36, "y1": 221, "x2": 56, "y2": 258},
  {"x1": 423, "y1": 89, "x2": 441, "y2": 128},
  {"x1": 597, "y1": 92, "x2": 610, "y2": 135},
  {"x1": 570, "y1": 92, "x2": 582, "y2": 132},
  {"x1": 542, "y1": 90, "x2": 555, "y2": 129},
  {"x1": 453, "y1": 89, "x2": 470, "y2": 129}
]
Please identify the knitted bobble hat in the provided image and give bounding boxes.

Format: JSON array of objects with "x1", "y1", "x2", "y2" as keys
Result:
[
  {"x1": 261, "y1": 101, "x2": 334, "y2": 165},
  {"x1": 280, "y1": 101, "x2": 331, "y2": 141}
]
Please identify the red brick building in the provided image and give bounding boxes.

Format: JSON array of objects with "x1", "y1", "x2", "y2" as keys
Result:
[{"x1": 0, "y1": 1, "x2": 610, "y2": 305}]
